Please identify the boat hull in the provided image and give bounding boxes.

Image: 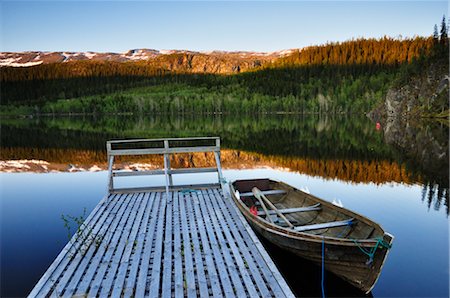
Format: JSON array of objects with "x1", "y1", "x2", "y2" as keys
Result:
[{"x1": 230, "y1": 179, "x2": 393, "y2": 293}]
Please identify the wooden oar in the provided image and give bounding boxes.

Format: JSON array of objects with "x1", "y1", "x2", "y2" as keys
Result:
[
  {"x1": 251, "y1": 188, "x2": 274, "y2": 224},
  {"x1": 252, "y1": 187, "x2": 295, "y2": 229}
]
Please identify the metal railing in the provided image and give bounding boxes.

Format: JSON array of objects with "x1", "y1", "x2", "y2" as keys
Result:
[{"x1": 106, "y1": 137, "x2": 224, "y2": 193}]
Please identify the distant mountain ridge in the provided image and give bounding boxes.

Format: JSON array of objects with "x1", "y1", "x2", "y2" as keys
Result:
[{"x1": 0, "y1": 48, "x2": 296, "y2": 68}]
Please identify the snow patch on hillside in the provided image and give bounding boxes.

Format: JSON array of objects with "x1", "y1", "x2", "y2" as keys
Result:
[{"x1": 0, "y1": 58, "x2": 43, "y2": 67}]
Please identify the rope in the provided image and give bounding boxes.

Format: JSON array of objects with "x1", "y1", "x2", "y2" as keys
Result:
[
  {"x1": 352, "y1": 237, "x2": 392, "y2": 265},
  {"x1": 321, "y1": 238, "x2": 326, "y2": 298},
  {"x1": 180, "y1": 189, "x2": 199, "y2": 194}
]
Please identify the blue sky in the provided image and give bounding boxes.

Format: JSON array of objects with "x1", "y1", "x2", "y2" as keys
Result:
[{"x1": 1, "y1": 1, "x2": 448, "y2": 52}]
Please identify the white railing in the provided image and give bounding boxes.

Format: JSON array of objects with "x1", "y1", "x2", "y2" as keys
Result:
[{"x1": 106, "y1": 137, "x2": 224, "y2": 193}]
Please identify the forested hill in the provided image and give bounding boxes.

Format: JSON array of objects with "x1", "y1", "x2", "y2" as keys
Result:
[
  {"x1": 1, "y1": 37, "x2": 434, "y2": 81},
  {"x1": 273, "y1": 37, "x2": 435, "y2": 66},
  {"x1": 1, "y1": 36, "x2": 447, "y2": 115}
]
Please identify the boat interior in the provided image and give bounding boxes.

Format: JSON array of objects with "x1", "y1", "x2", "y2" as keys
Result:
[{"x1": 232, "y1": 179, "x2": 384, "y2": 240}]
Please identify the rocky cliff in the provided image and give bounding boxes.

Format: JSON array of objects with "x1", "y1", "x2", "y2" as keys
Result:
[{"x1": 370, "y1": 56, "x2": 449, "y2": 119}]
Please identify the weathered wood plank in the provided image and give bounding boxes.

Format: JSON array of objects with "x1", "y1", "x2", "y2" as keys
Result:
[
  {"x1": 183, "y1": 192, "x2": 209, "y2": 298},
  {"x1": 108, "y1": 136, "x2": 219, "y2": 145},
  {"x1": 121, "y1": 192, "x2": 157, "y2": 297},
  {"x1": 172, "y1": 192, "x2": 184, "y2": 298},
  {"x1": 109, "y1": 193, "x2": 152, "y2": 297},
  {"x1": 71, "y1": 193, "x2": 135, "y2": 296},
  {"x1": 205, "y1": 189, "x2": 259, "y2": 297},
  {"x1": 196, "y1": 191, "x2": 236, "y2": 298},
  {"x1": 294, "y1": 218, "x2": 354, "y2": 232},
  {"x1": 216, "y1": 188, "x2": 294, "y2": 298},
  {"x1": 200, "y1": 189, "x2": 248, "y2": 297},
  {"x1": 161, "y1": 191, "x2": 173, "y2": 298},
  {"x1": 147, "y1": 192, "x2": 168, "y2": 297},
  {"x1": 239, "y1": 189, "x2": 287, "y2": 197},
  {"x1": 111, "y1": 183, "x2": 221, "y2": 194},
  {"x1": 134, "y1": 192, "x2": 164, "y2": 297},
  {"x1": 178, "y1": 192, "x2": 196, "y2": 298},
  {"x1": 211, "y1": 189, "x2": 273, "y2": 297},
  {"x1": 62, "y1": 193, "x2": 131, "y2": 297},
  {"x1": 98, "y1": 193, "x2": 148, "y2": 296},
  {"x1": 88, "y1": 193, "x2": 142, "y2": 297},
  {"x1": 191, "y1": 192, "x2": 223, "y2": 298},
  {"x1": 257, "y1": 203, "x2": 321, "y2": 216},
  {"x1": 109, "y1": 146, "x2": 220, "y2": 156},
  {"x1": 113, "y1": 167, "x2": 218, "y2": 177}
]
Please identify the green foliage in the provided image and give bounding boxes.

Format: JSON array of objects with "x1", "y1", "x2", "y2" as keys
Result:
[
  {"x1": 33, "y1": 73, "x2": 393, "y2": 115},
  {"x1": 61, "y1": 208, "x2": 104, "y2": 257}
]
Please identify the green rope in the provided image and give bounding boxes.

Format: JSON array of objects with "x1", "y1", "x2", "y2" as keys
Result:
[
  {"x1": 352, "y1": 237, "x2": 392, "y2": 264},
  {"x1": 180, "y1": 189, "x2": 199, "y2": 194}
]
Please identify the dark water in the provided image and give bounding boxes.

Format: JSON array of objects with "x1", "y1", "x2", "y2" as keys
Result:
[{"x1": 1, "y1": 114, "x2": 448, "y2": 297}]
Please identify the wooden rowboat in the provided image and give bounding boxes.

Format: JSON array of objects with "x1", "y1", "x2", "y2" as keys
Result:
[{"x1": 230, "y1": 178, "x2": 394, "y2": 294}]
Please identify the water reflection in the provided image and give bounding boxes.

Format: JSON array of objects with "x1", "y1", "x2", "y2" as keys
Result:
[
  {"x1": 1, "y1": 114, "x2": 448, "y2": 214},
  {"x1": 422, "y1": 182, "x2": 449, "y2": 215}
]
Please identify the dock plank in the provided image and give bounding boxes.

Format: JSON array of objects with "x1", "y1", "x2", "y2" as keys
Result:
[
  {"x1": 172, "y1": 192, "x2": 184, "y2": 298},
  {"x1": 63, "y1": 193, "x2": 130, "y2": 297},
  {"x1": 88, "y1": 193, "x2": 142, "y2": 297},
  {"x1": 205, "y1": 189, "x2": 260, "y2": 297},
  {"x1": 191, "y1": 191, "x2": 223, "y2": 298},
  {"x1": 184, "y1": 192, "x2": 209, "y2": 298},
  {"x1": 199, "y1": 190, "x2": 247, "y2": 297},
  {"x1": 134, "y1": 192, "x2": 164, "y2": 297},
  {"x1": 162, "y1": 192, "x2": 174, "y2": 298},
  {"x1": 73, "y1": 193, "x2": 135, "y2": 296},
  {"x1": 147, "y1": 193, "x2": 168, "y2": 297},
  {"x1": 178, "y1": 192, "x2": 197, "y2": 298},
  {"x1": 122, "y1": 192, "x2": 158, "y2": 297},
  {"x1": 98, "y1": 193, "x2": 148, "y2": 296},
  {"x1": 110, "y1": 192, "x2": 152, "y2": 297},
  {"x1": 215, "y1": 188, "x2": 293, "y2": 298},
  {"x1": 212, "y1": 189, "x2": 272, "y2": 297}
]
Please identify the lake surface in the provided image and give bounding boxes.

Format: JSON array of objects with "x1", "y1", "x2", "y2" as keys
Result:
[{"x1": 1, "y1": 114, "x2": 448, "y2": 297}]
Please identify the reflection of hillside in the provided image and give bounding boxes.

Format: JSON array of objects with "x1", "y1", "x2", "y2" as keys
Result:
[
  {"x1": 0, "y1": 147, "x2": 417, "y2": 185},
  {"x1": 2, "y1": 114, "x2": 447, "y2": 194},
  {"x1": 1, "y1": 114, "x2": 397, "y2": 160}
]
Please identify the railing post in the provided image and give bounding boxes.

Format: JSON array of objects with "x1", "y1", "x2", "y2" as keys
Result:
[
  {"x1": 214, "y1": 138, "x2": 224, "y2": 184},
  {"x1": 106, "y1": 142, "x2": 114, "y2": 194},
  {"x1": 163, "y1": 140, "x2": 170, "y2": 194}
]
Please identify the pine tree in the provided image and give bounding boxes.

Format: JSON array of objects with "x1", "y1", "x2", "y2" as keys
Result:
[
  {"x1": 440, "y1": 15, "x2": 448, "y2": 45},
  {"x1": 433, "y1": 24, "x2": 439, "y2": 42}
]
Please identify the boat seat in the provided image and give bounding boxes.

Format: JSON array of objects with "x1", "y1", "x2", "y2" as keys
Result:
[
  {"x1": 294, "y1": 218, "x2": 354, "y2": 232},
  {"x1": 257, "y1": 203, "x2": 321, "y2": 216},
  {"x1": 240, "y1": 189, "x2": 287, "y2": 197}
]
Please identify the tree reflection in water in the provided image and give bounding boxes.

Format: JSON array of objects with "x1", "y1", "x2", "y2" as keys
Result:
[{"x1": 1, "y1": 114, "x2": 448, "y2": 214}]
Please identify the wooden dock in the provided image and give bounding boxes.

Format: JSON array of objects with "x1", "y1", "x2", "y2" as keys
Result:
[{"x1": 28, "y1": 138, "x2": 294, "y2": 298}]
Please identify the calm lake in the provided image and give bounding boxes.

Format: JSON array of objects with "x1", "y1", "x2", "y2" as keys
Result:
[{"x1": 1, "y1": 114, "x2": 448, "y2": 297}]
